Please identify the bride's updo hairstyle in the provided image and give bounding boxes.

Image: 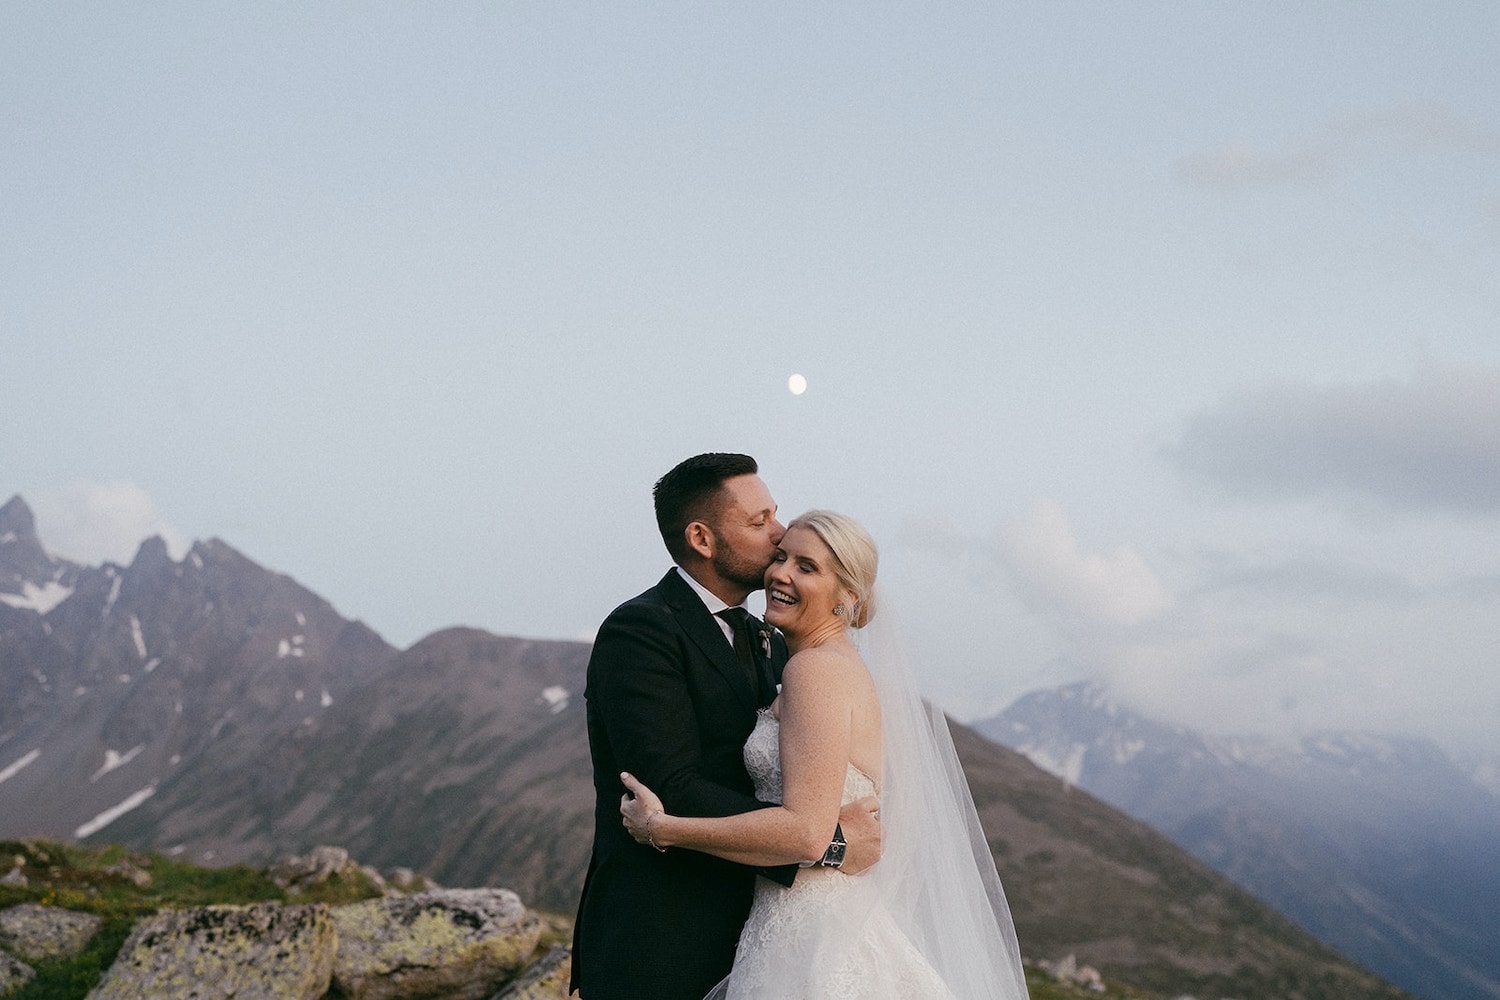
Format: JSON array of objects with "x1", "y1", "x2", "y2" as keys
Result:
[{"x1": 788, "y1": 510, "x2": 878, "y2": 629}]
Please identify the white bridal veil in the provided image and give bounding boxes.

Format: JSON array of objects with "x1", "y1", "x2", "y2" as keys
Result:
[{"x1": 857, "y1": 602, "x2": 1029, "y2": 999}]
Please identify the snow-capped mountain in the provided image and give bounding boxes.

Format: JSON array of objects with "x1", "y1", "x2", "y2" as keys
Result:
[
  {"x1": 975, "y1": 681, "x2": 1500, "y2": 1000},
  {"x1": 0, "y1": 494, "x2": 590, "y2": 908},
  {"x1": 0, "y1": 494, "x2": 1423, "y2": 999},
  {"x1": 0, "y1": 495, "x2": 396, "y2": 844}
]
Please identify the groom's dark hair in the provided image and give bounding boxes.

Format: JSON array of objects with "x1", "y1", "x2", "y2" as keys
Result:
[{"x1": 654, "y1": 452, "x2": 759, "y2": 563}]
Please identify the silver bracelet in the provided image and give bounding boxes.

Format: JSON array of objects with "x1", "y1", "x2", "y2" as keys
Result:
[{"x1": 646, "y1": 811, "x2": 668, "y2": 853}]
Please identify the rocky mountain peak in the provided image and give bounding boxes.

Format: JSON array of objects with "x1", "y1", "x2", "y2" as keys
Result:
[
  {"x1": 0, "y1": 495, "x2": 70, "y2": 596},
  {"x1": 0, "y1": 495, "x2": 38, "y2": 538},
  {"x1": 979, "y1": 682, "x2": 1500, "y2": 1000},
  {"x1": 126, "y1": 535, "x2": 174, "y2": 578}
]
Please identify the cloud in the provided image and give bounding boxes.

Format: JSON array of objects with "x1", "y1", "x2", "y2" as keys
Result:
[
  {"x1": 1194, "y1": 554, "x2": 1424, "y2": 604},
  {"x1": 996, "y1": 499, "x2": 1171, "y2": 628},
  {"x1": 1195, "y1": 553, "x2": 1500, "y2": 606},
  {"x1": 1166, "y1": 370, "x2": 1500, "y2": 514},
  {"x1": 898, "y1": 505, "x2": 1499, "y2": 755},
  {"x1": 34, "y1": 481, "x2": 188, "y2": 566},
  {"x1": 1177, "y1": 100, "x2": 1500, "y2": 188},
  {"x1": 1098, "y1": 584, "x2": 1500, "y2": 755},
  {"x1": 899, "y1": 502, "x2": 1170, "y2": 629}
]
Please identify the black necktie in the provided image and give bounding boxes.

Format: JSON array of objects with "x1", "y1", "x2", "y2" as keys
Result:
[{"x1": 718, "y1": 607, "x2": 769, "y2": 704}]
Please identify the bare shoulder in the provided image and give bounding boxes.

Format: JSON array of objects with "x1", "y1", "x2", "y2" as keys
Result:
[{"x1": 782, "y1": 643, "x2": 869, "y2": 693}]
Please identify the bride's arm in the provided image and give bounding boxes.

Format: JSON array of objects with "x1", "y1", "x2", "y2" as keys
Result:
[{"x1": 622, "y1": 650, "x2": 852, "y2": 867}]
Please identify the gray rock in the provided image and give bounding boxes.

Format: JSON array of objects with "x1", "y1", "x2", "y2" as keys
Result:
[
  {"x1": 87, "y1": 902, "x2": 334, "y2": 1000},
  {"x1": 0, "y1": 869, "x2": 24, "y2": 889},
  {"x1": 267, "y1": 844, "x2": 358, "y2": 892},
  {"x1": 0, "y1": 903, "x2": 102, "y2": 962},
  {"x1": 331, "y1": 888, "x2": 542, "y2": 1000},
  {"x1": 104, "y1": 860, "x2": 152, "y2": 889},
  {"x1": 386, "y1": 867, "x2": 437, "y2": 893},
  {"x1": 0, "y1": 951, "x2": 36, "y2": 998},
  {"x1": 360, "y1": 864, "x2": 390, "y2": 895},
  {"x1": 487, "y1": 945, "x2": 571, "y2": 999}
]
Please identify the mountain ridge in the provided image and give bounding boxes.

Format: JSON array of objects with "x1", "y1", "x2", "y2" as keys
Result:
[
  {"x1": 976, "y1": 680, "x2": 1500, "y2": 1000},
  {"x1": 0, "y1": 495, "x2": 1416, "y2": 1000}
]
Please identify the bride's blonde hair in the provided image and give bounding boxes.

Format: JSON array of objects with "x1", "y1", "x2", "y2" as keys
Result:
[{"x1": 787, "y1": 510, "x2": 878, "y2": 628}]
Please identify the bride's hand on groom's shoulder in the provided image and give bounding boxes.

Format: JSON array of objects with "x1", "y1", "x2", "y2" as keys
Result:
[
  {"x1": 619, "y1": 771, "x2": 664, "y2": 845},
  {"x1": 838, "y1": 795, "x2": 883, "y2": 875}
]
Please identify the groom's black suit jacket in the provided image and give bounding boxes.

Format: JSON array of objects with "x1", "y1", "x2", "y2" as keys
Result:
[{"x1": 571, "y1": 568, "x2": 792, "y2": 1000}]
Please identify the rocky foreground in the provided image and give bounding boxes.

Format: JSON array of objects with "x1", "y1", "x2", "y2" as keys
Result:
[
  {"x1": 0, "y1": 842, "x2": 569, "y2": 1000},
  {"x1": 1, "y1": 838, "x2": 1167, "y2": 1000}
]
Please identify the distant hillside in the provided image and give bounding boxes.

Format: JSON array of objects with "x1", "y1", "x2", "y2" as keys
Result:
[
  {"x1": 0, "y1": 495, "x2": 1415, "y2": 1000},
  {"x1": 976, "y1": 681, "x2": 1500, "y2": 1000}
]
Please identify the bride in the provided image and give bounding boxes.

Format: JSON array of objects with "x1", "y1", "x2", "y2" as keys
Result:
[{"x1": 620, "y1": 510, "x2": 1029, "y2": 999}]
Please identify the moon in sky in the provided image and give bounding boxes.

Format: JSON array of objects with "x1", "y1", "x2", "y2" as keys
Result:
[{"x1": 787, "y1": 373, "x2": 808, "y2": 396}]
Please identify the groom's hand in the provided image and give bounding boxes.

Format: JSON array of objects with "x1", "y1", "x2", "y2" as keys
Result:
[{"x1": 837, "y1": 795, "x2": 882, "y2": 874}]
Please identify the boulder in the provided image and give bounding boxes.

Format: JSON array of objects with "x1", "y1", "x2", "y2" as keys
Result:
[
  {"x1": 87, "y1": 902, "x2": 335, "y2": 1000},
  {"x1": 386, "y1": 867, "x2": 437, "y2": 893},
  {"x1": 360, "y1": 864, "x2": 390, "y2": 895},
  {"x1": 267, "y1": 845, "x2": 363, "y2": 893},
  {"x1": 0, "y1": 951, "x2": 35, "y2": 998},
  {"x1": 487, "y1": 944, "x2": 572, "y2": 999},
  {"x1": 0, "y1": 869, "x2": 24, "y2": 889},
  {"x1": 0, "y1": 903, "x2": 102, "y2": 962},
  {"x1": 331, "y1": 888, "x2": 542, "y2": 1000}
]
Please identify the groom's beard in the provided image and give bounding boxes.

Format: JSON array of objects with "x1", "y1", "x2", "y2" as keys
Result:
[{"x1": 713, "y1": 548, "x2": 772, "y2": 594}]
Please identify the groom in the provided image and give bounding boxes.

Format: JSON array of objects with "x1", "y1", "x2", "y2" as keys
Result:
[{"x1": 570, "y1": 453, "x2": 881, "y2": 1000}]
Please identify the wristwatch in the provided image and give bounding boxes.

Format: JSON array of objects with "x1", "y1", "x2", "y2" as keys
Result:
[{"x1": 819, "y1": 823, "x2": 847, "y2": 869}]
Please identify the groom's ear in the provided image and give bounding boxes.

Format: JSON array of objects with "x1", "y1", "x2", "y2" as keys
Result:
[{"x1": 684, "y1": 521, "x2": 716, "y2": 560}]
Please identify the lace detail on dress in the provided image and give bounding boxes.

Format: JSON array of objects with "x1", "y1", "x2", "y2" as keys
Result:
[
  {"x1": 741, "y1": 708, "x2": 877, "y2": 807},
  {"x1": 712, "y1": 711, "x2": 954, "y2": 1000}
]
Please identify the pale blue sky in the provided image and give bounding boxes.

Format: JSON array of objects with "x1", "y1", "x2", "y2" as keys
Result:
[{"x1": 4, "y1": 3, "x2": 1498, "y2": 758}]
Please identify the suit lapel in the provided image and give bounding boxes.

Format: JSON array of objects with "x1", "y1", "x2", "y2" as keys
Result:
[{"x1": 657, "y1": 569, "x2": 760, "y2": 714}]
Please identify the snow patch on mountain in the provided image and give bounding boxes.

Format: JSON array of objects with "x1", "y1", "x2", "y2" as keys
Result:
[
  {"x1": 541, "y1": 685, "x2": 570, "y2": 714},
  {"x1": 0, "y1": 750, "x2": 41, "y2": 785},
  {"x1": 1024, "y1": 741, "x2": 1088, "y2": 786},
  {"x1": 1114, "y1": 737, "x2": 1146, "y2": 765},
  {"x1": 90, "y1": 746, "x2": 145, "y2": 783},
  {"x1": 0, "y1": 580, "x2": 74, "y2": 614},
  {"x1": 103, "y1": 572, "x2": 121, "y2": 617},
  {"x1": 75, "y1": 785, "x2": 157, "y2": 839},
  {"x1": 130, "y1": 615, "x2": 147, "y2": 658}
]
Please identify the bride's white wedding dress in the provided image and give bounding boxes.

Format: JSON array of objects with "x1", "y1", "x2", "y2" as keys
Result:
[
  {"x1": 710, "y1": 709, "x2": 954, "y2": 999},
  {"x1": 708, "y1": 612, "x2": 1029, "y2": 1000}
]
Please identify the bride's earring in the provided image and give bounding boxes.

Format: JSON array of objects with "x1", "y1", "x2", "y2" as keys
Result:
[{"x1": 833, "y1": 604, "x2": 846, "y2": 616}]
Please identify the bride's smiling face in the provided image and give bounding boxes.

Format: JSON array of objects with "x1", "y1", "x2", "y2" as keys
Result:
[{"x1": 763, "y1": 525, "x2": 849, "y2": 640}]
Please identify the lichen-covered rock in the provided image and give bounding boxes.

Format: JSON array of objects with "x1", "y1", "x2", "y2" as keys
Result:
[
  {"x1": 0, "y1": 951, "x2": 36, "y2": 998},
  {"x1": 87, "y1": 902, "x2": 334, "y2": 1000},
  {"x1": 0, "y1": 903, "x2": 102, "y2": 962},
  {"x1": 487, "y1": 945, "x2": 571, "y2": 1000},
  {"x1": 331, "y1": 888, "x2": 542, "y2": 1000}
]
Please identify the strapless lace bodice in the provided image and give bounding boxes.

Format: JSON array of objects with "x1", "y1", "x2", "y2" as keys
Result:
[
  {"x1": 742, "y1": 708, "x2": 877, "y2": 807},
  {"x1": 712, "y1": 710, "x2": 953, "y2": 999}
]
